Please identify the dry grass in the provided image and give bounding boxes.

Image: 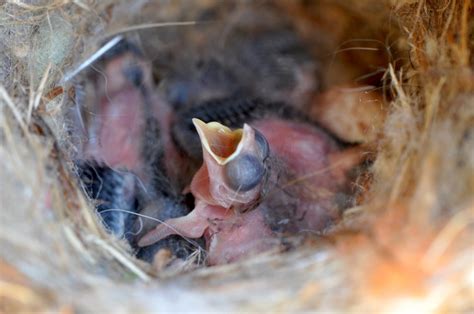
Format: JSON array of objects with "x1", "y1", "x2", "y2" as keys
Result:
[{"x1": 0, "y1": 0, "x2": 472, "y2": 312}]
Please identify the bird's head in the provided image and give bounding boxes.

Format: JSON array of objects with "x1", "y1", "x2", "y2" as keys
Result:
[{"x1": 190, "y1": 119, "x2": 270, "y2": 213}]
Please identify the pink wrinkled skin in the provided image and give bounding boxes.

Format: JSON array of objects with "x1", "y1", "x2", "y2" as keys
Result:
[
  {"x1": 88, "y1": 87, "x2": 143, "y2": 170},
  {"x1": 84, "y1": 53, "x2": 145, "y2": 173},
  {"x1": 140, "y1": 118, "x2": 359, "y2": 265}
]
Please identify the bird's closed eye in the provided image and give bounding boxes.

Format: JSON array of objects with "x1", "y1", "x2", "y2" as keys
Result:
[{"x1": 224, "y1": 154, "x2": 265, "y2": 192}]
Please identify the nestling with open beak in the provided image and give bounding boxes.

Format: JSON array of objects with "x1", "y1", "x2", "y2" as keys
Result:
[{"x1": 139, "y1": 117, "x2": 362, "y2": 265}]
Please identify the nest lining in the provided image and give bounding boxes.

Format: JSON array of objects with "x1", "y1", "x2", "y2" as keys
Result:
[{"x1": 0, "y1": 0, "x2": 472, "y2": 312}]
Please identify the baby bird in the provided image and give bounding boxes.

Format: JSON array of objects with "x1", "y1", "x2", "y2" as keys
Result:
[
  {"x1": 73, "y1": 40, "x2": 205, "y2": 261},
  {"x1": 147, "y1": 3, "x2": 319, "y2": 112},
  {"x1": 139, "y1": 109, "x2": 362, "y2": 265}
]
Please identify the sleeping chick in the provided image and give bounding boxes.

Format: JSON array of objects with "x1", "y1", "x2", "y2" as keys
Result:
[
  {"x1": 147, "y1": 3, "x2": 319, "y2": 112},
  {"x1": 72, "y1": 39, "x2": 205, "y2": 262}
]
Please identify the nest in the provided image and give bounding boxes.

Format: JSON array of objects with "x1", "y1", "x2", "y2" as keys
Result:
[{"x1": 0, "y1": 0, "x2": 472, "y2": 312}]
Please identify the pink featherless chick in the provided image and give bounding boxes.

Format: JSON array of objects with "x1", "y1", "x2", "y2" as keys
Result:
[{"x1": 139, "y1": 116, "x2": 363, "y2": 265}]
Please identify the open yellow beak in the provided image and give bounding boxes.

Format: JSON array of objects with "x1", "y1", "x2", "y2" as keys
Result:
[{"x1": 192, "y1": 118, "x2": 247, "y2": 165}]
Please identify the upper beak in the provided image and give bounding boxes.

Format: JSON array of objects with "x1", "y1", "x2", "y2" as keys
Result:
[{"x1": 192, "y1": 118, "x2": 250, "y2": 165}]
